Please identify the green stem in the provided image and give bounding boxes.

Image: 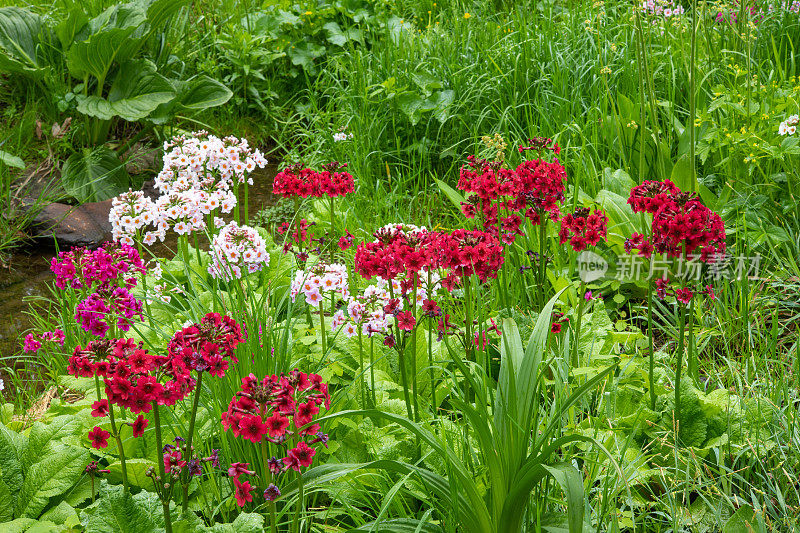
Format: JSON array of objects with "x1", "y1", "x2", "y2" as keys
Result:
[
  {"x1": 318, "y1": 302, "x2": 327, "y2": 355},
  {"x1": 570, "y1": 282, "x2": 586, "y2": 369},
  {"x1": 370, "y1": 336, "x2": 376, "y2": 408},
  {"x1": 358, "y1": 329, "x2": 365, "y2": 408},
  {"x1": 261, "y1": 439, "x2": 277, "y2": 533},
  {"x1": 153, "y1": 403, "x2": 173, "y2": 533},
  {"x1": 687, "y1": 294, "x2": 697, "y2": 383},
  {"x1": 674, "y1": 304, "x2": 686, "y2": 441},
  {"x1": 107, "y1": 400, "x2": 129, "y2": 492},
  {"x1": 182, "y1": 372, "x2": 203, "y2": 513},
  {"x1": 388, "y1": 284, "x2": 414, "y2": 421},
  {"x1": 538, "y1": 217, "x2": 547, "y2": 310},
  {"x1": 648, "y1": 280, "x2": 656, "y2": 410},
  {"x1": 330, "y1": 195, "x2": 336, "y2": 238}
]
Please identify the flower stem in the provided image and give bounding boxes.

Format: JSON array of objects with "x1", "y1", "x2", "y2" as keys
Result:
[
  {"x1": 153, "y1": 402, "x2": 173, "y2": 533},
  {"x1": 318, "y1": 302, "x2": 327, "y2": 355},
  {"x1": 648, "y1": 280, "x2": 657, "y2": 410},
  {"x1": 107, "y1": 404, "x2": 129, "y2": 491},
  {"x1": 674, "y1": 303, "x2": 686, "y2": 442},
  {"x1": 358, "y1": 329, "x2": 365, "y2": 408},
  {"x1": 182, "y1": 372, "x2": 203, "y2": 513},
  {"x1": 570, "y1": 281, "x2": 586, "y2": 369},
  {"x1": 687, "y1": 295, "x2": 697, "y2": 383},
  {"x1": 260, "y1": 439, "x2": 277, "y2": 533}
]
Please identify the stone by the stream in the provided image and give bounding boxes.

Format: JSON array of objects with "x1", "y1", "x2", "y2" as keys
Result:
[{"x1": 25, "y1": 199, "x2": 113, "y2": 249}]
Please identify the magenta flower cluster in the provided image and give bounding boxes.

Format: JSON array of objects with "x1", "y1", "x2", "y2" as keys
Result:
[{"x1": 50, "y1": 243, "x2": 148, "y2": 337}]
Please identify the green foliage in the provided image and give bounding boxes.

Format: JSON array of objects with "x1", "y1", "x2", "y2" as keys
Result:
[{"x1": 0, "y1": 416, "x2": 90, "y2": 521}]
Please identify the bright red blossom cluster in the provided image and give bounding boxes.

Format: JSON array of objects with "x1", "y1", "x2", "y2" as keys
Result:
[
  {"x1": 272, "y1": 162, "x2": 355, "y2": 198},
  {"x1": 625, "y1": 180, "x2": 726, "y2": 261},
  {"x1": 222, "y1": 370, "x2": 330, "y2": 507},
  {"x1": 558, "y1": 207, "x2": 609, "y2": 252},
  {"x1": 167, "y1": 313, "x2": 244, "y2": 377},
  {"x1": 457, "y1": 155, "x2": 566, "y2": 243},
  {"x1": 355, "y1": 226, "x2": 505, "y2": 286}
]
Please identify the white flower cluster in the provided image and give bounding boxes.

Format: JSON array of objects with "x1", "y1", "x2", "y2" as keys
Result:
[
  {"x1": 333, "y1": 131, "x2": 354, "y2": 142},
  {"x1": 156, "y1": 132, "x2": 267, "y2": 193},
  {"x1": 779, "y1": 114, "x2": 799, "y2": 136},
  {"x1": 374, "y1": 223, "x2": 428, "y2": 240},
  {"x1": 331, "y1": 284, "x2": 394, "y2": 338},
  {"x1": 109, "y1": 190, "x2": 164, "y2": 245},
  {"x1": 110, "y1": 132, "x2": 267, "y2": 244},
  {"x1": 291, "y1": 263, "x2": 350, "y2": 307},
  {"x1": 208, "y1": 221, "x2": 270, "y2": 281},
  {"x1": 641, "y1": 0, "x2": 685, "y2": 17}
]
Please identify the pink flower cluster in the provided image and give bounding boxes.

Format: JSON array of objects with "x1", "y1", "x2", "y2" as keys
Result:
[
  {"x1": 272, "y1": 161, "x2": 355, "y2": 198},
  {"x1": 75, "y1": 286, "x2": 143, "y2": 336},
  {"x1": 221, "y1": 370, "x2": 330, "y2": 506},
  {"x1": 50, "y1": 242, "x2": 145, "y2": 291},
  {"x1": 167, "y1": 313, "x2": 245, "y2": 378},
  {"x1": 23, "y1": 329, "x2": 65, "y2": 354},
  {"x1": 208, "y1": 221, "x2": 270, "y2": 281},
  {"x1": 290, "y1": 262, "x2": 349, "y2": 307}
]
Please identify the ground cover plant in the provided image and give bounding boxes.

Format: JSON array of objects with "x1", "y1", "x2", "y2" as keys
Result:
[{"x1": 1, "y1": 0, "x2": 800, "y2": 531}]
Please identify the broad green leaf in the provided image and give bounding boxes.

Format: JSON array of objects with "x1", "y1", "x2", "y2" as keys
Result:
[
  {"x1": 146, "y1": 0, "x2": 191, "y2": 29},
  {"x1": 107, "y1": 459, "x2": 156, "y2": 491},
  {"x1": 54, "y1": 9, "x2": 87, "y2": 50},
  {"x1": 0, "y1": 518, "x2": 65, "y2": 532},
  {"x1": 0, "y1": 7, "x2": 44, "y2": 75},
  {"x1": 83, "y1": 485, "x2": 165, "y2": 533},
  {"x1": 16, "y1": 444, "x2": 88, "y2": 518},
  {"x1": 287, "y1": 41, "x2": 325, "y2": 73},
  {"x1": 62, "y1": 146, "x2": 129, "y2": 202},
  {"x1": 0, "y1": 149, "x2": 25, "y2": 169},
  {"x1": 176, "y1": 76, "x2": 232, "y2": 110},
  {"x1": 77, "y1": 61, "x2": 174, "y2": 121},
  {"x1": 0, "y1": 422, "x2": 27, "y2": 502},
  {"x1": 200, "y1": 512, "x2": 265, "y2": 532},
  {"x1": 66, "y1": 25, "x2": 141, "y2": 81},
  {"x1": 722, "y1": 504, "x2": 759, "y2": 533},
  {"x1": 435, "y1": 178, "x2": 465, "y2": 211},
  {"x1": 40, "y1": 501, "x2": 80, "y2": 528}
]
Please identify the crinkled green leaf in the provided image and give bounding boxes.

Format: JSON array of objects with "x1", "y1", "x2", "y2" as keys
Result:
[{"x1": 82, "y1": 484, "x2": 165, "y2": 533}]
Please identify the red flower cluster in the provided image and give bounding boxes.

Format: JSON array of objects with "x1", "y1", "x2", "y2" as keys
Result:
[
  {"x1": 355, "y1": 226, "x2": 505, "y2": 286},
  {"x1": 222, "y1": 370, "x2": 330, "y2": 506},
  {"x1": 457, "y1": 155, "x2": 566, "y2": 243},
  {"x1": 558, "y1": 207, "x2": 608, "y2": 252},
  {"x1": 627, "y1": 180, "x2": 681, "y2": 214},
  {"x1": 354, "y1": 226, "x2": 436, "y2": 281},
  {"x1": 167, "y1": 313, "x2": 244, "y2": 378},
  {"x1": 272, "y1": 162, "x2": 355, "y2": 199},
  {"x1": 436, "y1": 229, "x2": 505, "y2": 283},
  {"x1": 625, "y1": 181, "x2": 726, "y2": 262}
]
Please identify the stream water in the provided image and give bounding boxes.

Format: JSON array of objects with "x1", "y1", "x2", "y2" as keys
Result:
[{"x1": 0, "y1": 166, "x2": 278, "y2": 363}]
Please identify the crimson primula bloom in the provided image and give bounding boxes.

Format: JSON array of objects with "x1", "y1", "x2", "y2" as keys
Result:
[
  {"x1": 234, "y1": 478, "x2": 254, "y2": 507},
  {"x1": 131, "y1": 414, "x2": 149, "y2": 437},
  {"x1": 88, "y1": 426, "x2": 110, "y2": 449},
  {"x1": 626, "y1": 181, "x2": 726, "y2": 263},
  {"x1": 167, "y1": 313, "x2": 244, "y2": 377},
  {"x1": 396, "y1": 311, "x2": 416, "y2": 331},
  {"x1": 628, "y1": 180, "x2": 681, "y2": 214},
  {"x1": 223, "y1": 370, "x2": 330, "y2": 505},
  {"x1": 558, "y1": 207, "x2": 608, "y2": 252},
  {"x1": 273, "y1": 162, "x2": 354, "y2": 199},
  {"x1": 456, "y1": 152, "x2": 566, "y2": 243}
]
